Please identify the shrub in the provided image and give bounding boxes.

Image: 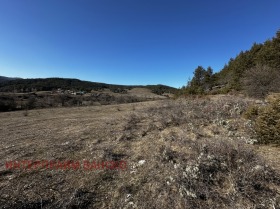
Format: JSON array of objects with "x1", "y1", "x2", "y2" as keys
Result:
[
  {"x1": 110, "y1": 137, "x2": 280, "y2": 209},
  {"x1": 26, "y1": 96, "x2": 36, "y2": 109},
  {"x1": 0, "y1": 96, "x2": 16, "y2": 111},
  {"x1": 249, "y1": 94, "x2": 280, "y2": 144},
  {"x1": 243, "y1": 104, "x2": 259, "y2": 120},
  {"x1": 176, "y1": 138, "x2": 280, "y2": 208}
]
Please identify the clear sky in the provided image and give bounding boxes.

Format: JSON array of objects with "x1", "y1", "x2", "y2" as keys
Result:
[{"x1": 0, "y1": 0, "x2": 279, "y2": 88}]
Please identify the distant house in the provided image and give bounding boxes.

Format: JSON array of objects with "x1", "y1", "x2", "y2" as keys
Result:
[
  {"x1": 53, "y1": 88, "x2": 64, "y2": 94},
  {"x1": 76, "y1": 91, "x2": 85, "y2": 95}
]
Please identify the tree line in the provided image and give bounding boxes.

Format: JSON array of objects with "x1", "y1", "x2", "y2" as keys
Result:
[
  {"x1": 182, "y1": 29, "x2": 280, "y2": 98},
  {"x1": 0, "y1": 78, "x2": 178, "y2": 95}
]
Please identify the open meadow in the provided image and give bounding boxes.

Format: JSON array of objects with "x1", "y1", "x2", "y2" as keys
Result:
[{"x1": 0, "y1": 95, "x2": 280, "y2": 208}]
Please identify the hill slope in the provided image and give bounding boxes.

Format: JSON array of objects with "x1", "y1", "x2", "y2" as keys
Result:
[
  {"x1": 0, "y1": 76, "x2": 21, "y2": 84},
  {"x1": 214, "y1": 30, "x2": 280, "y2": 90},
  {"x1": 183, "y1": 29, "x2": 280, "y2": 97},
  {"x1": 1, "y1": 97, "x2": 279, "y2": 208},
  {"x1": 0, "y1": 77, "x2": 178, "y2": 95}
]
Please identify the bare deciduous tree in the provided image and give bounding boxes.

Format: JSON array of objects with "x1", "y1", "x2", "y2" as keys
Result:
[{"x1": 242, "y1": 64, "x2": 280, "y2": 98}]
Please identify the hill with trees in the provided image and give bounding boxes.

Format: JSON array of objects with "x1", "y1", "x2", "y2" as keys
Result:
[
  {"x1": 0, "y1": 76, "x2": 21, "y2": 84},
  {"x1": 0, "y1": 77, "x2": 178, "y2": 95},
  {"x1": 183, "y1": 30, "x2": 280, "y2": 98},
  {"x1": 0, "y1": 78, "x2": 178, "y2": 112}
]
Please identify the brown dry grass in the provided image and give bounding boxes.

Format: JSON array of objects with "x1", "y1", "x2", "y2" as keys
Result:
[{"x1": 0, "y1": 96, "x2": 279, "y2": 208}]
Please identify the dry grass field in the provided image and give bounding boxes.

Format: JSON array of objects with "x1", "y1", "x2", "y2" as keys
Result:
[{"x1": 0, "y1": 95, "x2": 280, "y2": 208}]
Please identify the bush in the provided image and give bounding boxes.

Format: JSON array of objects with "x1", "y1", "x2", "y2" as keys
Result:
[
  {"x1": 110, "y1": 136, "x2": 280, "y2": 209},
  {"x1": 0, "y1": 96, "x2": 16, "y2": 111},
  {"x1": 243, "y1": 105, "x2": 259, "y2": 120},
  {"x1": 176, "y1": 138, "x2": 280, "y2": 208},
  {"x1": 248, "y1": 94, "x2": 280, "y2": 144},
  {"x1": 26, "y1": 96, "x2": 36, "y2": 109}
]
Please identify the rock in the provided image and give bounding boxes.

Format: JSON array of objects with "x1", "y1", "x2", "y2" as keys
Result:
[{"x1": 138, "y1": 160, "x2": 146, "y2": 165}]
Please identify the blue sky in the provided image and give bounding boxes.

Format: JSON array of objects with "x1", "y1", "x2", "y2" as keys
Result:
[{"x1": 0, "y1": 0, "x2": 279, "y2": 88}]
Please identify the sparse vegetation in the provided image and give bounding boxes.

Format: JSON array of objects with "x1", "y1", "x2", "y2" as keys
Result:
[
  {"x1": 1, "y1": 91, "x2": 280, "y2": 208},
  {"x1": 0, "y1": 89, "x2": 168, "y2": 112}
]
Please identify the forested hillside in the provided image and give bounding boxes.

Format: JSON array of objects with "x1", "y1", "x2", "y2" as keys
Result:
[
  {"x1": 0, "y1": 76, "x2": 20, "y2": 84},
  {"x1": 0, "y1": 77, "x2": 178, "y2": 95},
  {"x1": 183, "y1": 30, "x2": 280, "y2": 98}
]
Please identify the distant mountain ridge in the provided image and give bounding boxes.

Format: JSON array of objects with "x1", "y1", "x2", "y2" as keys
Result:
[
  {"x1": 0, "y1": 77, "x2": 178, "y2": 95},
  {"x1": 0, "y1": 76, "x2": 21, "y2": 84}
]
